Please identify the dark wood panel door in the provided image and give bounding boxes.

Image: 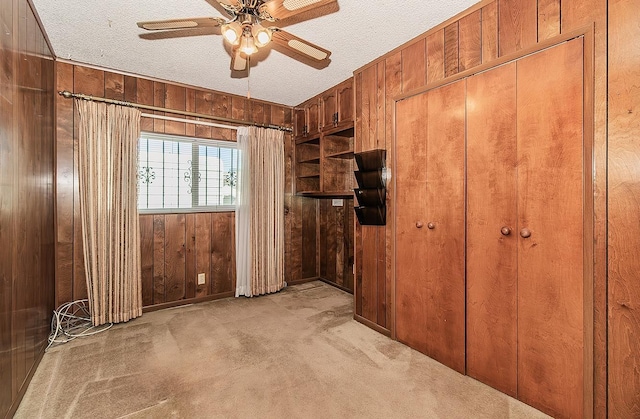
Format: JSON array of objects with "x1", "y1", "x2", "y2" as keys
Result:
[
  {"x1": 516, "y1": 38, "x2": 585, "y2": 419},
  {"x1": 466, "y1": 62, "x2": 518, "y2": 396},
  {"x1": 395, "y1": 92, "x2": 429, "y2": 354},
  {"x1": 294, "y1": 108, "x2": 306, "y2": 137},
  {"x1": 321, "y1": 89, "x2": 336, "y2": 130},
  {"x1": 424, "y1": 80, "x2": 466, "y2": 374},
  {"x1": 337, "y1": 80, "x2": 354, "y2": 125},
  {"x1": 307, "y1": 100, "x2": 320, "y2": 136}
]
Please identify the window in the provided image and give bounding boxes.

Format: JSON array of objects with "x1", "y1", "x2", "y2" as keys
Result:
[{"x1": 137, "y1": 132, "x2": 238, "y2": 213}]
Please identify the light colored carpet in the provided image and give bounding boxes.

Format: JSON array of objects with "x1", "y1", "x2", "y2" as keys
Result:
[{"x1": 16, "y1": 281, "x2": 548, "y2": 419}]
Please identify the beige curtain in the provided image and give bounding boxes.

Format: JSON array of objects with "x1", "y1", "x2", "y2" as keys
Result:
[
  {"x1": 236, "y1": 126, "x2": 285, "y2": 297},
  {"x1": 76, "y1": 100, "x2": 142, "y2": 326}
]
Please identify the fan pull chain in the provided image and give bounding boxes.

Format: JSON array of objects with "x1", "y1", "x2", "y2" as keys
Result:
[{"x1": 247, "y1": 55, "x2": 251, "y2": 99}]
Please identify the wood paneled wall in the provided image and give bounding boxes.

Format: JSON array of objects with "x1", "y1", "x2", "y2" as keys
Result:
[
  {"x1": 319, "y1": 199, "x2": 354, "y2": 293},
  {"x1": 608, "y1": 0, "x2": 640, "y2": 416},
  {"x1": 0, "y1": 0, "x2": 55, "y2": 417},
  {"x1": 55, "y1": 62, "x2": 318, "y2": 310},
  {"x1": 352, "y1": 0, "x2": 607, "y2": 415}
]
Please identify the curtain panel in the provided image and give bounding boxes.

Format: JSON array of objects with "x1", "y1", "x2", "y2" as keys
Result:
[
  {"x1": 236, "y1": 126, "x2": 285, "y2": 297},
  {"x1": 76, "y1": 100, "x2": 143, "y2": 326}
]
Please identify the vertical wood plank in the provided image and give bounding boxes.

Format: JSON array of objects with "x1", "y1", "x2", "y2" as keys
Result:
[
  {"x1": 401, "y1": 39, "x2": 426, "y2": 92},
  {"x1": 301, "y1": 199, "x2": 317, "y2": 279},
  {"x1": 153, "y1": 82, "x2": 166, "y2": 133},
  {"x1": 459, "y1": 10, "x2": 482, "y2": 71},
  {"x1": 426, "y1": 30, "x2": 445, "y2": 83},
  {"x1": 185, "y1": 88, "x2": 196, "y2": 137},
  {"x1": 139, "y1": 215, "x2": 154, "y2": 307},
  {"x1": 164, "y1": 84, "x2": 186, "y2": 135},
  {"x1": 153, "y1": 215, "x2": 165, "y2": 304},
  {"x1": 361, "y1": 65, "x2": 376, "y2": 151},
  {"x1": 164, "y1": 214, "x2": 186, "y2": 302},
  {"x1": 185, "y1": 213, "x2": 196, "y2": 299},
  {"x1": 538, "y1": 0, "x2": 561, "y2": 41},
  {"x1": 136, "y1": 78, "x2": 154, "y2": 132},
  {"x1": 609, "y1": 0, "x2": 640, "y2": 416},
  {"x1": 195, "y1": 91, "x2": 213, "y2": 139},
  {"x1": 290, "y1": 197, "x2": 303, "y2": 281},
  {"x1": 444, "y1": 22, "x2": 460, "y2": 77},
  {"x1": 498, "y1": 0, "x2": 538, "y2": 56},
  {"x1": 55, "y1": 62, "x2": 74, "y2": 307},
  {"x1": 211, "y1": 212, "x2": 235, "y2": 294},
  {"x1": 195, "y1": 213, "x2": 211, "y2": 298},
  {"x1": 360, "y1": 226, "x2": 378, "y2": 322},
  {"x1": 103, "y1": 72, "x2": 124, "y2": 100},
  {"x1": 212, "y1": 93, "x2": 232, "y2": 141},
  {"x1": 385, "y1": 51, "x2": 402, "y2": 330},
  {"x1": 482, "y1": 2, "x2": 499, "y2": 63},
  {"x1": 123, "y1": 75, "x2": 137, "y2": 103}
]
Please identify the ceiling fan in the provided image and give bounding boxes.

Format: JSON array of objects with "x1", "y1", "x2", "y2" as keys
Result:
[{"x1": 137, "y1": 0, "x2": 334, "y2": 72}]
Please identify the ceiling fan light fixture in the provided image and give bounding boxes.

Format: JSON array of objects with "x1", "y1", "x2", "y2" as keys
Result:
[
  {"x1": 252, "y1": 24, "x2": 272, "y2": 47},
  {"x1": 221, "y1": 21, "x2": 242, "y2": 45},
  {"x1": 240, "y1": 35, "x2": 258, "y2": 55}
]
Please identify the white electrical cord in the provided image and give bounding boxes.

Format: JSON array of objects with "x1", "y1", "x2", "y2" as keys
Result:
[{"x1": 46, "y1": 299, "x2": 113, "y2": 352}]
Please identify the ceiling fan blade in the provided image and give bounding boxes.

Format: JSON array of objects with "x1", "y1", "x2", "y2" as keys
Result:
[
  {"x1": 231, "y1": 48, "x2": 248, "y2": 72},
  {"x1": 260, "y1": 0, "x2": 336, "y2": 20},
  {"x1": 137, "y1": 17, "x2": 225, "y2": 31},
  {"x1": 271, "y1": 29, "x2": 331, "y2": 61}
]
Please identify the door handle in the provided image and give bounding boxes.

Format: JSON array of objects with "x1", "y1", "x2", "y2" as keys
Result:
[
  {"x1": 520, "y1": 228, "x2": 532, "y2": 238},
  {"x1": 501, "y1": 226, "x2": 512, "y2": 236},
  {"x1": 416, "y1": 221, "x2": 424, "y2": 229},
  {"x1": 427, "y1": 222, "x2": 436, "y2": 230}
]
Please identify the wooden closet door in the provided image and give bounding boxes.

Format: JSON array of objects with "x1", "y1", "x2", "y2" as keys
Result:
[
  {"x1": 516, "y1": 38, "x2": 585, "y2": 418},
  {"x1": 424, "y1": 80, "x2": 466, "y2": 373},
  {"x1": 395, "y1": 92, "x2": 429, "y2": 354},
  {"x1": 466, "y1": 63, "x2": 518, "y2": 396}
]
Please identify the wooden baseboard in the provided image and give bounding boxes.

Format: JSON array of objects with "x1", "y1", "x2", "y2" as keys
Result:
[
  {"x1": 142, "y1": 292, "x2": 235, "y2": 313},
  {"x1": 318, "y1": 277, "x2": 354, "y2": 294},
  {"x1": 354, "y1": 314, "x2": 391, "y2": 337},
  {"x1": 286, "y1": 277, "x2": 319, "y2": 286},
  {"x1": 6, "y1": 343, "x2": 46, "y2": 419}
]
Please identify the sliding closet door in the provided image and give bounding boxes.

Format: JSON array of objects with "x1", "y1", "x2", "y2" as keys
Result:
[
  {"x1": 466, "y1": 63, "x2": 518, "y2": 396},
  {"x1": 395, "y1": 93, "x2": 429, "y2": 354},
  {"x1": 517, "y1": 38, "x2": 585, "y2": 418},
  {"x1": 424, "y1": 80, "x2": 466, "y2": 374}
]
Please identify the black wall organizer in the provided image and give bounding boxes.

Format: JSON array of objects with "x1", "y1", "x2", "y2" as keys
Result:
[{"x1": 354, "y1": 149, "x2": 386, "y2": 225}]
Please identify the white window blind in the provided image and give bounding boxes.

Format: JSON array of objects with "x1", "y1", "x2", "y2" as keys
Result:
[{"x1": 138, "y1": 132, "x2": 238, "y2": 213}]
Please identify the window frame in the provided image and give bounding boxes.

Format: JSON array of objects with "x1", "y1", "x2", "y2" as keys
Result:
[{"x1": 137, "y1": 131, "x2": 238, "y2": 215}]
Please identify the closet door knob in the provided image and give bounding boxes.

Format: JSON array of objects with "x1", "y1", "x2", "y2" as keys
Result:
[
  {"x1": 520, "y1": 228, "x2": 532, "y2": 238},
  {"x1": 501, "y1": 227, "x2": 512, "y2": 236},
  {"x1": 427, "y1": 222, "x2": 436, "y2": 230},
  {"x1": 416, "y1": 222, "x2": 424, "y2": 229}
]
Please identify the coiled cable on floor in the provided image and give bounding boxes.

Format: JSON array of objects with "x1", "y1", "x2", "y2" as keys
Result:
[{"x1": 46, "y1": 299, "x2": 113, "y2": 351}]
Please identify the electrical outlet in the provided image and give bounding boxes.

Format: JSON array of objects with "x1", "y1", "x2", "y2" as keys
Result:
[{"x1": 197, "y1": 273, "x2": 206, "y2": 285}]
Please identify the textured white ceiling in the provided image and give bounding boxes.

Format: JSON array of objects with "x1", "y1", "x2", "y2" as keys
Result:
[{"x1": 31, "y1": 0, "x2": 478, "y2": 106}]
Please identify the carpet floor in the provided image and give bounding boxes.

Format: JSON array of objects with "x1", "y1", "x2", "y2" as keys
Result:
[{"x1": 16, "y1": 281, "x2": 548, "y2": 419}]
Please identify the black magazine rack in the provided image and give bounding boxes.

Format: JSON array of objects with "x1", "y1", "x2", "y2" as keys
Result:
[{"x1": 354, "y1": 149, "x2": 386, "y2": 225}]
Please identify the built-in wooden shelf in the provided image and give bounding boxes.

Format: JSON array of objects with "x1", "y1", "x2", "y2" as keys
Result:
[
  {"x1": 298, "y1": 157, "x2": 320, "y2": 164},
  {"x1": 326, "y1": 150, "x2": 354, "y2": 159},
  {"x1": 297, "y1": 174, "x2": 320, "y2": 179}
]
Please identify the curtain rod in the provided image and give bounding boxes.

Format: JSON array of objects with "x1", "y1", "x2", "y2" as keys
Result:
[
  {"x1": 140, "y1": 113, "x2": 237, "y2": 131},
  {"x1": 58, "y1": 90, "x2": 293, "y2": 133}
]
